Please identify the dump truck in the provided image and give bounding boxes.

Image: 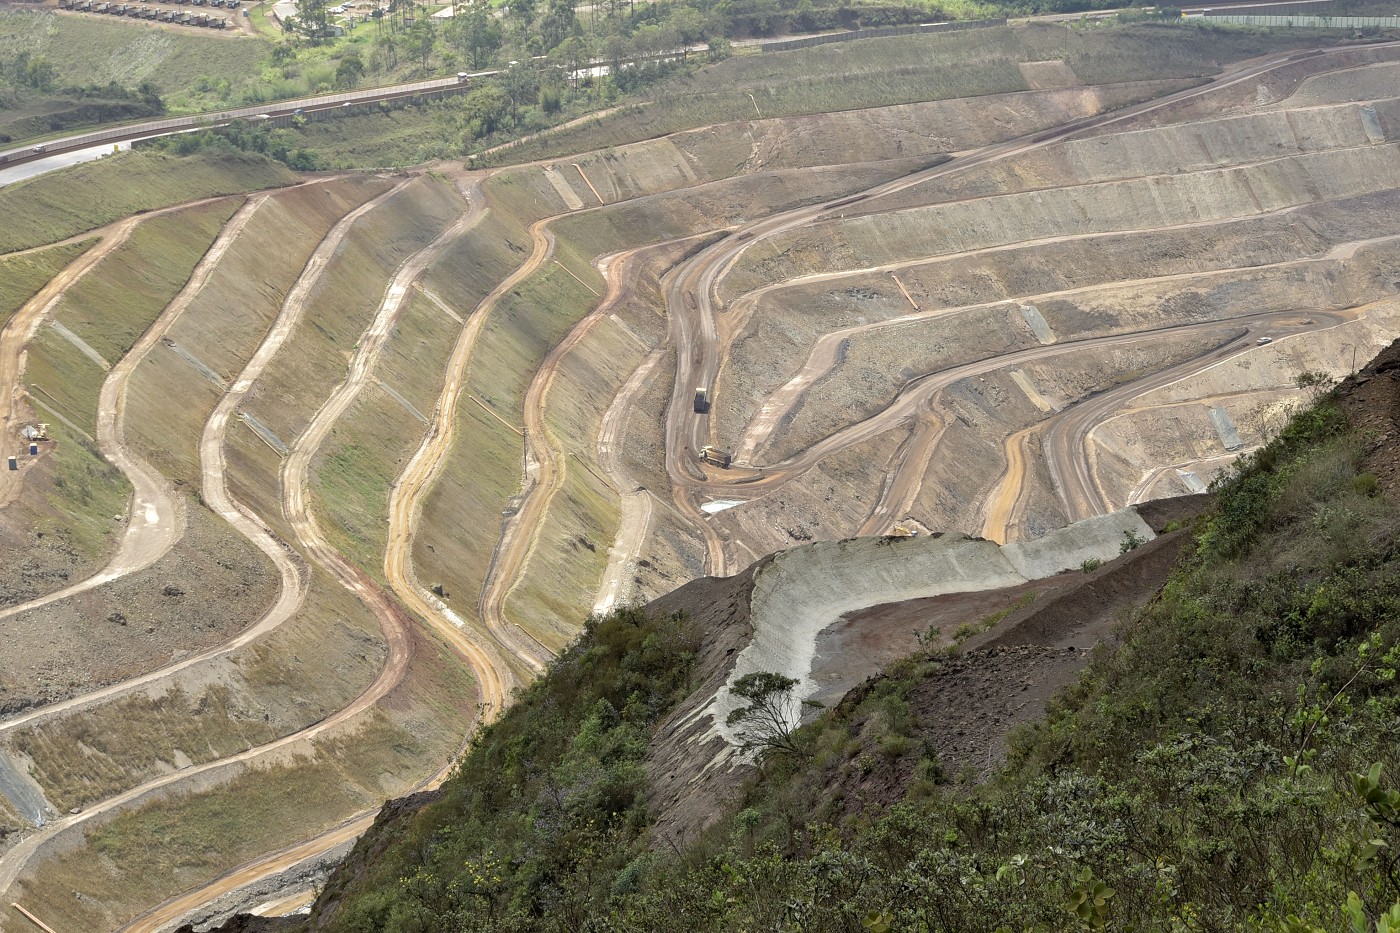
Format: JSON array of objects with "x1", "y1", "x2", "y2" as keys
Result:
[
  {"x1": 699, "y1": 446, "x2": 732, "y2": 468},
  {"x1": 693, "y1": 387, "x2": 709, "y2": 414}
]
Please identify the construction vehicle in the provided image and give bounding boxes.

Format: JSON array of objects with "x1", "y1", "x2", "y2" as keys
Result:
[
  {"x1": 693, "y1": 387, "x2": 709, "y2": 414},
  {"x1": 699, "y1": 446, "x2": 732, "y2": 468}
]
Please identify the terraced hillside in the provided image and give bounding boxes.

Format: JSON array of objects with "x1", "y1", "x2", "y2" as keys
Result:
[{"x1": 1, "y1": 23, "x2": 1400, "y2": 933}]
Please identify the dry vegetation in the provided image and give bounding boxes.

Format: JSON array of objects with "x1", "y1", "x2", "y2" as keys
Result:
[{"x1": 6, "y1": 23, "x2": 1400, "y2": 932}]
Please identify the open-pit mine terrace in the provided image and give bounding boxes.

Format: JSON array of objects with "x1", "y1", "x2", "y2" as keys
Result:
[{"x1": 2, "y1": 33, "x2": 1400, "y2": 932}]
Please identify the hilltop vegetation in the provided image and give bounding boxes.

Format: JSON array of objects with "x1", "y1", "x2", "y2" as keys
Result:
[
  {"x1": 148, "y1": 19, "x2": 1328, "y2": 171},
  {"x1": 0, "y1": 148, "x2": 294, "y2": 253},
  {"x1": 308, "y1": 352, "x2": 1400, "y2": 932}
]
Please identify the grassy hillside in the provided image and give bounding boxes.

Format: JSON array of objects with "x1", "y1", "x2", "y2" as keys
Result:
[
  {"x1": 0, "y1": 239, "x2": 92, "y2": 327},
  {"x1": 0, "y1": 149, "x2": 294, "y2": 254},
  {"x1": 0, "y1": 11, "x2": 268, "y2": 97},
  {"x1": 310, "y1": 347, "x2": 1400, "y2": 932}
]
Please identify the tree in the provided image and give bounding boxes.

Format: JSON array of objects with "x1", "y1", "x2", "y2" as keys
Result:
[
  {"x1": 295, "y1": 0, "x2": 330, "y2": 37},
  {"x1": 335, "y1": 52, "x2": 366, "y2": 88},
  {"x1": 374, "y1": 33, "x2": 399, "y2": 69},
  {"x1": 551, "y1": 35, "x2": 590, "y2": 89},
  {"x1": 450, "y1": 5, "x2": 502, "y2": 70},
  {"x1": 725, "y1": 671, "x2": 806, "y2": 758},
  {"x1": 499, "y1": 63, "x2": 537, "y2": 123},
  {"x1": 668, "y1": 5, "x2": 704, "y2": 61},
  {"x1": 461, "y1": 84, "x2": 510, "y2": 138},
  {"x1": 403, "y1": 15, "x2": 436, "y2": 71},
  {"x1": 539, "y1": 0, "x2": 577, "y2": 51}
]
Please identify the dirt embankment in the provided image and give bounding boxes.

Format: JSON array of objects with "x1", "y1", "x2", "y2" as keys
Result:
[
  {"x1": 642, "y1": 560, "x2": 766, "y2": 850},
  {"x1": 1336, "y1": 337, "x2": 1400, "y2": 496},
  {"x1": 642, "y1": 495, "x2": 1209, "y2": 846}
]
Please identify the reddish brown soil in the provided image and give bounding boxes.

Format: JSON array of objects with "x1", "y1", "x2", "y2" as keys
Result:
[
  {"x1": 823, "y1": 525, "x2": 1197, "y2": 818},
  {"x1": 809, "y1": 578, "x2": 1054, "y2": 709},
  {"x1": 1336, "y1": 338, "x2": 1400, "y2": 496}
]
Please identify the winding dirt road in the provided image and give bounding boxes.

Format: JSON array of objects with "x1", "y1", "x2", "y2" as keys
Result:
[
  {"x1": 0, "y1": 195, "x2": 269, "y2": 623},
  {"x1": 113, "y1": 177, "x2": 499, "y2": 933},
  {"x1": 644, "y1": 44, "x2": 1400, "y2": 576},
  {"x1": 0, "y1": 222, "x2": 138, "y2": 508}
]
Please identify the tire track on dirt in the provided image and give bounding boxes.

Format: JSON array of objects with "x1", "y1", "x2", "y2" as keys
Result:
[
  {"x1": 0, "y1": 183, "x2": 403, "y2": 738},
  {"x1": 659, "y1": 46, "x2": 1394, "y2": 561},
  {"x1": 0, "y1": 194, "x2": 270, "y2": 624},
  {"x1": 386, "y1": 213, "x2": 551, "y2": 699},
  {"x1": 0, "y1": 180, "x2": 417, "y2": 914},
  {"x1": 733, "y1": 221, "x2": 1400, "y2": 466},
  {"x1": 0, "y1": 221, "x2": 138, "y2": 509},
  {"x1": 489, "y1": 236, "x2": 705, "y2": 643},
  {"x1": 98, "y1": 180, "x2": 491, "y2": 933},
  {"x1": 0, "y1": 194, "x2": 254, "y2": 508}
]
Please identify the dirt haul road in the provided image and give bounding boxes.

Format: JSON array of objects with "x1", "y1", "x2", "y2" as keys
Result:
[
  {"x1": 0, "y1": 182, "x2": 407, "y2": 746},
  {"x1": 88, "y1": 179, "x2": 497, "y2": 933},
  {"x1": 384, "y1": 193, "x2": 541, "y2": 706},
  {"x1": 0, "y1": 192, "x2": 258, "y2": 507},
  {"x1": 0, "y1": 194, "x2": 271, "y2": 623},
  {"x1": 1, "y1": 178, "x2": 523, "y2": 930},
  {"x1": 0, "y1": 185, "x2": 421, "y2": 910},
  {"x1": 487, "y1": 234, "x2": 710, "y2": 640},
  {"x1": 659, "y1": 44, "x2": 1397, "y2": 560},
  {"x1": 729, "y1": 204, "x2": 1363, "y2": 464},
  {"x1": 0, "y1": 221, "x2": 138, "y2": 508}
]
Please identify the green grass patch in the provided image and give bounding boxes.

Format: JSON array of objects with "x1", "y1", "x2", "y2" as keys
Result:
[
  {"x1": 24, "y1": 326, "x2": 105, "y2": 436},
  {"x1": 0, "y1": 239, "x2": 92, "y2": 326},
  {"x1": 412, "y1": 402, "x2": 522, "y2": 617},
  {"x1": 278, "y1": 101, "x2": 467, "y2": 168},
  {"x1": 25, "y1": 196, "x2": 238, "y2": 439},
  {"x1": 53, "y1": 197, "x2": 239, "y2": 361},
  {"x1": 16, "y1": 615, "x2": 475, "y2": 933},
  {"x1": 0, "y1": 149, "x2": 294, "y2": 254},
  {"x1": 312, "y1": 294, "x2": 458, "y2": 573},
  {"x1": 13, "y1": 684, "x2": 283, "y2": 812},
  {"x1": 35, "y1": 419, "x2": 129, "y2": 560},
  {"x1": 20, "y1": 718, "x2": 397, "y2": 933},
  {"x1": 312, "y1": 419, "x2": 401, "y2": 569},
  {"x1": 505, "y1": 461, "x2": 620, "y2": 653},
  {"x1": 489, "y1": 23, "x2": 1313, "y2": 166},
  {"x1": 243, "y1": 175, "x2": 463, "y2": 446},
  {"x1": 0, "y1": 10, "x2": 270, "y2": 111}
]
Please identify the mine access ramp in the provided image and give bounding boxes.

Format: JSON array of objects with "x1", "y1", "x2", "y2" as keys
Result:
[{"x1": 699, "y1": 446, "x2": 732, "y2": 468}]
